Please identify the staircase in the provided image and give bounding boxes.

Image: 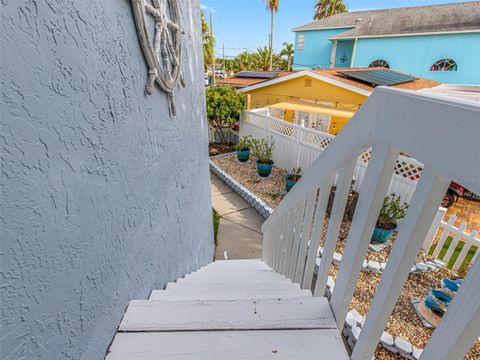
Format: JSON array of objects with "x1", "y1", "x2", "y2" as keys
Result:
[
  {"x1": 106, "y1": 259, "x2": 348, "y2": 359},
  {"x1": 106, "y1": 88, "x2": 480, "y2": 359}
]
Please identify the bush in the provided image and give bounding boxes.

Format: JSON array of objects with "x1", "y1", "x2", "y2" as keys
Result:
[
  {"x1": 252, "y1": 136, "x2": 275, "y2": 164},
  {"x1": 376, "y1": 194, "x2": 409, "y2": 230},
  {"x1": 206, "y1": 85, "x2": 245, "y2": 144},
  {"x1": 234, "y1": 136, "x2": 256, "y2": 151}
]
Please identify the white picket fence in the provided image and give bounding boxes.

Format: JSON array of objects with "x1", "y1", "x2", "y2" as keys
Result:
[
  {"x1": 423, "y1": 207, "x2": 479, "y2": 272},
  {"x1": 240, "y1": 109, "x2": 422, "y2": 203}
]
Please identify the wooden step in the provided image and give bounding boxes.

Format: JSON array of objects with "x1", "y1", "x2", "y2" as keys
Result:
[
  {"x1": 164, "y1": 281, "x2": 298, "y2": 292},
  {"x1": 119, "y1": 297, "x2": 336, "y2": 331},
  {"x1": 106, "y1": 330, "x2": 348, "y2": 360},
  {"x1": 149, "y1": 288, "x2": 312, "y2": 301}
]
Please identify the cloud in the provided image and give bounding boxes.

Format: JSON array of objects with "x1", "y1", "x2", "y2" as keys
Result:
[{"x1": 200, "y1": 4, "x2": 216, "y2": 13}]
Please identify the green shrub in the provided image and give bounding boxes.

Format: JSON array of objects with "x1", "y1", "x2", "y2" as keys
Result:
[
  {"x1": 376, "y1": 194, "x2": 409, "y2": 230},
  {"x1": 206, "y1": 85, "x2": 245, "y2": 144},
  {"x1": 234, "y1": 136, "x2": 256, "y2": 151},
  {"x1": 252, "y1": 136, "x2": 275, "y2": 164}
]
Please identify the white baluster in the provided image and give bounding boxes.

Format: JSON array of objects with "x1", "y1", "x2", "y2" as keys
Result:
[
  {"x1": 303, "y1": 176, "x2": 334, "y2": 290},
  {"x1": 294, "y1": 190, "x2": 317, "y2": 283},
  {"x1": 330, "y1": 142, "x2": 399, "y2": 328},
  {"x1": 288, "y1": 200, "x2": 307, "y2": 280},
  {"x1": 314, "y1": 160, "x2": 356, "y2": 296},
  {"x1": 352, "y1": 168, "x2": 450, "y2": 360}
]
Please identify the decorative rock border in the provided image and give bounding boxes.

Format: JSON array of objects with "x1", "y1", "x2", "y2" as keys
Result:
[
  {"x1": 209, "y1": 155, "x2": 273, "y2": 219},
  {"x1": 325, "y1": 276, "x2": 424, "y2": 360},
  {"x1": 318, "y1": 247, "x2": 446, "y2": 276}
]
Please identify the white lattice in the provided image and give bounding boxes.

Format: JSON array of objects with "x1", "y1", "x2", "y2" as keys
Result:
[
  {"x1": 244, "y1": 112, "x2": 266, "y2": 129},
  {"x1": 268, "y1": 118, "x2": 298, "y2": 138},
  {"x1": 302, "y1": 130, "x2": 334, "y2": 150},
  {"x1": 395, "y1": 157, "x2": 423, "y2": 181}
]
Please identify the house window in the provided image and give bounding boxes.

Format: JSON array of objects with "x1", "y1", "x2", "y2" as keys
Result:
[
  {"x1": 369, "y1": 59, "x2": 390, "y2": 68},
  {"x1": 297, "y1": 34, "x2": 305, "y2": 51},
  {"x1": 430, "y1": 59, "x2": 457, "y2": 71}
]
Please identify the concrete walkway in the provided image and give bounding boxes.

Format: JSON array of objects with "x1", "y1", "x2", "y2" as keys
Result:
[{"x1": 211, "y1": 172, "x2": 264, "y2": 260}]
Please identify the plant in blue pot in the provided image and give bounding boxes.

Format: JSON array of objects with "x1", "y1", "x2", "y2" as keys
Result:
[
  {"x1": 371, "y1": 194, "x2": 408, "y2": 243},
  {"x1": 285, "y1": 167, "x2": 302, "y2": 192},
  {"x1": 234, "y1": 136, "x2": 255, "y2": 163},
  {"x1": 252, "y1": 136, "x2": 275, "y2": 178}
]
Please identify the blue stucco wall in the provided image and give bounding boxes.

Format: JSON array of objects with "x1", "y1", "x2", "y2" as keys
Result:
[
  {"x1": 352, "y1": 33, "x2": 480, "y2": 84},
  {"x1": 293, "y1": 28, "x2": 353, "y2": 69},
  {"x1": 1, "y1": 0, "x2": 214, "y2": 359}
]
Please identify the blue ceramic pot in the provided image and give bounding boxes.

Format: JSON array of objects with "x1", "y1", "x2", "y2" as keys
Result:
[
  {"x1": 256, "y1": 160, "x2": 273, "y2": 178},
  {"x1": 371, "y1": 226, "x2": 396, "y2": 243},
  {"x1": 285, "y1": 174, "x2": 302, "y2": 192},
  {"x1": 236, "y1": 150, "x2": 250, "y2": 163}
]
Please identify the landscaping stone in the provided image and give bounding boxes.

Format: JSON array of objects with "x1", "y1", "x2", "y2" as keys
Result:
[
  {"x1": 426, "y1": 261, "x2": 438, "y2": 271},
  {"x1": 351, "y1": 325, "x2": 361, "y2": 343},
  {"x1": 380, "y1": 332, "x2": 394, "y2": 347},
  {"x1": 349, "y1": 309, "x2": 364, "y2": 327},
  {"x1": 415, "y1": 262, "x2": 428, "y2": 272},
  {"x1": 412, "y1": 346, "x2": 423, "y2": 360},
  {"x1": 333, "y1": 252, "x2": 342, "y2": 265},
  {"x1": 433, "y1": 259, "x2": 446, "y2": 268},
  {"x1": 410, "y1": 264, "x2": 417, "y2": 273},
  {"x1": 394, "y1": 336, "x2": 413, "y2": 355},
  {"x1": 368, "y1": 260, "x2": 382, "y2": 273}
]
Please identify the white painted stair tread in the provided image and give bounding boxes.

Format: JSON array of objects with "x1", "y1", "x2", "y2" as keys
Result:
[
  {"x1": 106, "y1": 330, "x2": 348, "y2": 360},
  {"x1": 165, "y1": 281, "x2": 298, "y2": 291},
  {"x1": 149, "y1": 288, "x2": 312, "y2": 301},
  {"x1": 119, "y1": 298, "x2": 336, "y2": 331}
]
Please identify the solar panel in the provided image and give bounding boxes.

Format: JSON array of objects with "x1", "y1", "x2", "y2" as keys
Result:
[
  {"x1": 235, "y1": 71, "x2": 279, "y2": 79},
  {"x1": 338, "y1": 70, "x2": 418, "y2": 86}
]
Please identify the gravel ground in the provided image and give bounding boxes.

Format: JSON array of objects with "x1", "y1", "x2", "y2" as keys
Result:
[{"x1": 212, "y1": 154, "x2": 480, "y2": 359}]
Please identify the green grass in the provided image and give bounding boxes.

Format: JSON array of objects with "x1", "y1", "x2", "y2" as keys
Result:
[
  {"x1": 428, "y1": 235, "x2": 478, "y2": 274},
  {"x1": 213, "y1": 209, "x2": 220, "y2": 245}
]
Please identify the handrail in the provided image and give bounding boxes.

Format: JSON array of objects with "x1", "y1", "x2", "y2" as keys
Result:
[
  {"x1": 261, "y1": 86, "x2": 480, "y2": 360},
  {"x1": 262, "y1": 87, "x2": 480, "y2": 232}
]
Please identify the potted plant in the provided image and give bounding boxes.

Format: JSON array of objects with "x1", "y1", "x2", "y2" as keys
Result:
[
  {"x1": 285, "y1": 167, "x2": 302, "y2": 192},
  {"x1": 234, "y1": 136, "x2": 256, "y2": 163},
  {"x1": 371, "y1": 194, "x2": 409, "y2": 243},
  {"x1": 252, "y1": 136, "x2": 275, "y2": 178}
]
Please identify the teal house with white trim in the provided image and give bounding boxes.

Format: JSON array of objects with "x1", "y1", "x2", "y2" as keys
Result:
[{"x1": 292, "y1": 2, "x2": 480, "y2": 84}]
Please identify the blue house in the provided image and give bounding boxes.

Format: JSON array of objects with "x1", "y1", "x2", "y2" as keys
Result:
[{"x1": 292, "y1": 2, "x2": 480, "y2": 84}]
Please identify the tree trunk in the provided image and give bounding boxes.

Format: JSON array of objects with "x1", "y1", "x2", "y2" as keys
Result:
[{"x1": 269, "y1": 10, "x2": 274, "y2": 70}]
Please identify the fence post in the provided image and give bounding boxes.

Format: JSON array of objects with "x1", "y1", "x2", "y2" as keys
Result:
[
  {"x1": 264, "y1": 110, "x2": 269, "y2": 138},
  {"x1": 295, "y1": 120, "x2": 305, "y2": 170},
  {"x1": 422, "y1": 206, "x2": 447, "y2": 251}
]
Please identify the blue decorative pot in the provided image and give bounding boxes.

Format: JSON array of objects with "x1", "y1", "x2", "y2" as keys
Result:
[
  {"x1": 236, "y1": 150, "x2": 250, "y2": 163},
  {"x1": 371, "y1": 226, "x2": 396, "y2": 243},
  {"x1": 256, "y1": 160, "x2": 273, "y2": 178},
  {"x1": 285, "y1": 174, "x2": 302, "y2": 192}
]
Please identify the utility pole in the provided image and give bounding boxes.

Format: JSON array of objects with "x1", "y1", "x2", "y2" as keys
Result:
[
  {"x1": 222, "y1": 43, "x2": 225, "y2": 76},
  {"x1": 210, "y1": 12, "x2": 215, "y2": 85}
]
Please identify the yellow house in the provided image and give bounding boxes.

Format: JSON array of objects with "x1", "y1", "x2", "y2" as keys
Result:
[{"x1": 239, "y1": 68, "x2": 439, "y2": 135}]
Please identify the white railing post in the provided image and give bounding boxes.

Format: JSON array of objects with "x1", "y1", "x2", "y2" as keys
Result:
[
  {"x1": 421, "y1": 254, "x2": 480, "y2": 360},
  {"x1": 351, "y1": 168, "x2": 450, "y2": 360},
  {"x1": 422, "y1": 206, "x2": 447, "y2": 251},
  {"x1": 330, "y1": 142, "x2": 399, "y2": 328}
]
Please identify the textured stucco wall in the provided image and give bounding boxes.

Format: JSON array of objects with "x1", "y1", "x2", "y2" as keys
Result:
[{"x1": 0, "y1": 1, "x2": 214, "y2": 359}]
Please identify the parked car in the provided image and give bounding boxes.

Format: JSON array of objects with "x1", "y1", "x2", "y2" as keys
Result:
[{"x1": 442, "y1": 182, "x2": 480, "y2": 208}]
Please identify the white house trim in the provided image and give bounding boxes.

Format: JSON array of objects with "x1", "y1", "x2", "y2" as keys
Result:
[
  {"x1": 329, "y1": 29, "x2": 480, "y2": 41},
  {"x1": 239, "y1": 70, "x2": 372, "y2": 97},
  {"x1": 292, "y1": 26, "x2": 355, "y2": 33}
]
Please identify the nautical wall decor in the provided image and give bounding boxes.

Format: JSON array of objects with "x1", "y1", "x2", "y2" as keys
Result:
[{"x1": 131, "y1": 0, "x2": 185, "y2": 115}]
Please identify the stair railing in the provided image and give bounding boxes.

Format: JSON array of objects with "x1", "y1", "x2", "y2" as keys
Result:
[{"x1": 261, "y1": 87, "x2": 480, "y2": 360}]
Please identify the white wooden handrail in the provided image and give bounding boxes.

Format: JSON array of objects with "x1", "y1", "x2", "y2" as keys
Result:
[{"x1": 261, "y1": 87, "x2": 480, "y2": 360}]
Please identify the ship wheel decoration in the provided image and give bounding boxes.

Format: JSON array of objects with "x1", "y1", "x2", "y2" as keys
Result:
[{"x1": 131, "y1": 0, "x2": 185, "y2": 115}]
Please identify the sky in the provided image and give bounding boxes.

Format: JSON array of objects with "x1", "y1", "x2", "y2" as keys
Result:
[{"x1": 200, "y1": 0, "x2": 473, "y2": 58}]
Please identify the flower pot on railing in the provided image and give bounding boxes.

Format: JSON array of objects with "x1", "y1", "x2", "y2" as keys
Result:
[
  {"x1": 371, "y1": 225, "x2": 396, "y2": 243},
  {"x1": 236, "y1": 150, "x2": 250, "y2": 162},
  {"x1": 256, "y1": 160, "x2": 273, "y2": 178}
]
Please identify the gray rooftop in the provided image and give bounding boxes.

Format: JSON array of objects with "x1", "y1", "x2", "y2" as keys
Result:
[{"x1": 292, "y1": 2, "x2": 480, "y2": 38}]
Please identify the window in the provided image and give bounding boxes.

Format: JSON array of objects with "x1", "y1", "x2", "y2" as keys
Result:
[
  {"x1": 304, "y1": 79, "x2": 312, "y2": 87},
  {"x1": 430, "y1": 59, "x2": 457, "y2": 71},
  {"x1": 369, "y1": 59, "x2": 390, "y2": 69},
  {"x1": 297, "y1": 34, "x2": 305, "y2": 51}
]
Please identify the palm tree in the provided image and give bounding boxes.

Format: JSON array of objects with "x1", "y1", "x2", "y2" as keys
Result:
[
  {"x1": 255, "y1": 46, "x2": 278, "y2": 71},
  {"x1": 264, "y1": 0, "x2": 279, "y2": 70},
  {"x1": 314, "y1": 0, "x2": 347, "y2": 20},
  {"x1": 201, "y1": 11, "x2": 215, "y2": 73},
  {"x1": 280, "y1": 42, "x2": 294, "y2": 71},
  {"x1": 236, "y1": 52, "x2": 256, "y2": 71}
]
